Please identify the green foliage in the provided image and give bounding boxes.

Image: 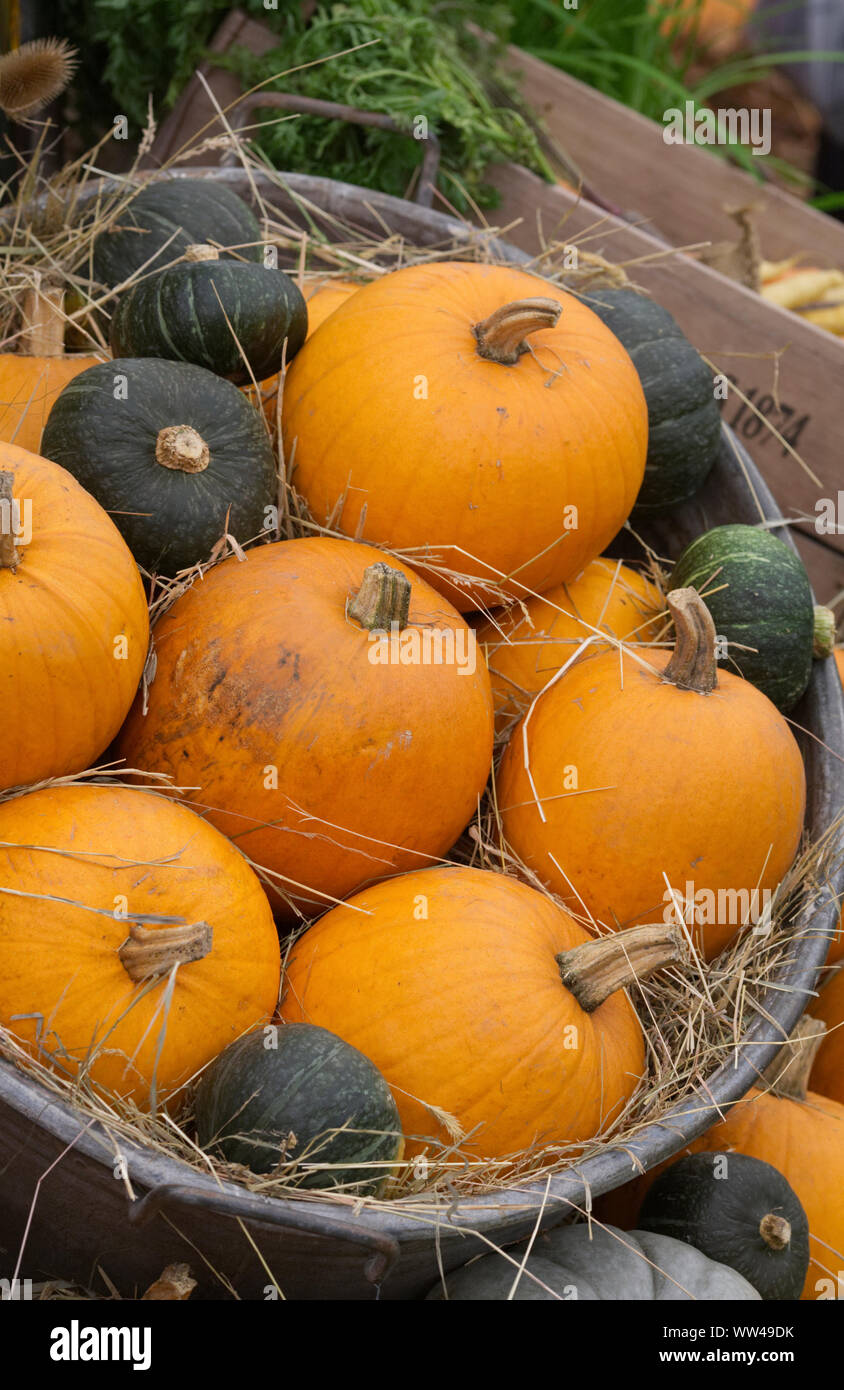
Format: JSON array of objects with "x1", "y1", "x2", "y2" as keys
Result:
[{"x1": 219, "y1": 1, "x2": 553, "y2": 209}]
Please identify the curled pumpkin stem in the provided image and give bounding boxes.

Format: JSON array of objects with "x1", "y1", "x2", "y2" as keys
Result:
[
  {"x1": 349, "y1": 561, "x2": 411, "y2": 631},
  {"x1": 556, "y1": 923, "x2": 682, "y2": 1014},
  {"x1": 20, "y1": 282, "x2": 65, "y2": 357},
  {"x1": 119, "y1": 921, "x2": 213, "y2": 982},
  {"x1": 473, "y1": 297, "x2": 562, "y2": 365},
  {"x1": 663, "y1": 587, "x2": 718, "y2": 694},
  {"x1": 0, "y1": 471, "x2": 21, "y2": 570}
]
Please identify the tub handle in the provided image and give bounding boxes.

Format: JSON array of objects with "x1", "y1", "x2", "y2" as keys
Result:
[{"x1": 128, "y1": 1182, "x2": 400, "y2": 1285}]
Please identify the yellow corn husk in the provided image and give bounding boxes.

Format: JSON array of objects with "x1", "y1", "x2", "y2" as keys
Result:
[
  {"x1": 799, "y1": 301, "x2": 844, "y2": 333},
  {"x1": 759, "y1": 256, "x2": 803, "y2": 284},
  {"x1": 761, "y1": 268, "x2": 844, "y2": 310}
]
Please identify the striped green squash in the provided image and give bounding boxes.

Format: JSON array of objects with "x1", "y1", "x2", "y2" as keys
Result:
[
  {"x1": 669, "y1": 525, "x2": 834, "y2": 712},
  {"x1": 194, "y1": 1023, "x2": 404, "y2": 1195},
  {"x1": 110, "y1": 246, "x2": 307, "y2": 385}
]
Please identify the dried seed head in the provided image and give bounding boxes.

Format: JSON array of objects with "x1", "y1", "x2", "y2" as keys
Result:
[{"x1": 0, "y1": 38, "x2": 78, "y2": 119}]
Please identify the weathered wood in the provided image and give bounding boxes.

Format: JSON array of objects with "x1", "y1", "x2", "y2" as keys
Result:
[
  {"x1": 503, "y1": 45, "x2": 844, "y2": 268},
  {"x1": 145, "y1": 10, "x2": 278, "y2": 167},
  {"x1": 483, "y1": 162, "x2": 844, "y2": 602}
]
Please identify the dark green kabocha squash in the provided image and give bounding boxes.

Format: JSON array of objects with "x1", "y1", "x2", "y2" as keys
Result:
[
  {"x1": 669, "y1": 524, "x2": 835, "y2": 712},
  {"x1": 109, "y1": 245, "x2": 308, "y2": 384},
  {"x1": 91, "y1": 178, "x2": 262, "y2": 288},
  {"x1": 638, "y1": 1152, "x2": 810, "y2": 1301},
  {"x1": 194, "y1": 1023, "x2": 404, "y2": 1195},
  {"x1": 40, "y1": 358, "x2": 276, "y2": 575},
  {"x1": 580, "y1": 287, "x2": 721, "y2": 514},
  {"x1": 426, "y1": 1222, "x2": 761, "y2": 1300}
]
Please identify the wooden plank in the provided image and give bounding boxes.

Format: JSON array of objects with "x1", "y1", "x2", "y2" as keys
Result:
[
  {"x1": 146, "y1": 10, "x2": 278, "y2": 167},
  {"x1": 482, "y1": 162, "x2": 844, "y2": 602},
  {"x1": 503, "y1": 45, "x2": 844, "y2": 269}
]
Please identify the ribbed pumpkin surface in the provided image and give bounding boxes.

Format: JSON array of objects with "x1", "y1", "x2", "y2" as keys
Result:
[
  {"x1": 0, "y1": 784, "x2": 281, "y2": 1107},
  {"x1": 0, "y1": 443, "x2": 148, "y2": 790}
]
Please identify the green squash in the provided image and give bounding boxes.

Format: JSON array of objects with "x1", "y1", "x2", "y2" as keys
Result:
[
  {"x1": 427, "y1": 1222, "x2": 761, "y2": 1300},
  {"x1": 669, "y1": 524, "x2": 835, "y2": 712},
  {"x1": 109, "y1": 246, "x2": 308, "y2": 384},
  {"x1": 194, "y1": 1023, "x2": 404, "y2": 1196},
  {"x1": 40, "y1": 358, "x2": 276, "y2": 575},
  {"x1": 580, "y1": 287, "x2": 721, "y2": 514},
  {"x1": 92, "y1": 178, "x2": 262, "y2": 289},
  {"x1": 638, "y1": 1152, "x2": 809, "y2": 1301}
]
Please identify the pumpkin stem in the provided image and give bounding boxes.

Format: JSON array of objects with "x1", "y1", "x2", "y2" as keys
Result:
[
  {"x1": 759, "y1": 1212, "x2": 791, "y2": 1251},
  {"x1": 760, "y1": 1014, "x2": 826, "y2": 1101},
  {"x1": 20, "y1": 282, "x2": 65, "y2": 357},
  {"x1": 662, "y1": 588, "x2": 718, "y2": 693},
  {"x1": 812, "y1": 606, "x2": 836, "y2": 660},
  {"x1": 119, "y1": 921, "x2": 213, "y2": 983},
  {"x1": 556, "y1": 923, "x2": 682, "y2": 1014},
  {"x1": 155, "y1": 425, "x2": 210, "y2": 474},
  {"x1": 348, "y1": 562, "x2": 411, "y2": 631},
  {"x1": 0, "y1": 471, "x2": 21, "y2": 570},
  {"x1": 472, "y1": 298, "x2": 562, "y2": 365},
  {"x1": 184, "y1": 244, "x2": 219, "y2": 263}
]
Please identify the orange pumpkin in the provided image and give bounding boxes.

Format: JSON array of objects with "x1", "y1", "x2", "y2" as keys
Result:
[
  {"x1": 282, "y1": 261, "x2": 648, "y2": 610},
  {"x1": 497, "y1": 588, "x2": 805, "y2": 957},
  {"x1": 280, "y1": 864, "x2": 680, "y2": 1161},
  {"x1": 0, "y1": 286, "x2": 99, "y2": 453},
  {"x1": 477, "y1": 558, "x2": 662, "y2": 735},
  {"x1": 245, "y1": 274, "x2": 361, "y2": 423},
  {"x1": 822, "y1": 649, "x2": 844, "y2": 964},
  {"x1": 810, "y1": 969, "x2": 844, "y2": 1105},
  {"x1": 117, "y1": 539, "x2": 494, "y2": 919},
  {"x1": 595, "y1": 1021, "x2": 844, "y2": 1300},
  {"x1": 0, "y1": 443, "x2": 148, "y2": 791},
  {"x1": 0, "y1": 783, "x2": 281, "y2": 1107},
  {"x1": 304, "y1": 274, "x2": 361, "y2": 335}
]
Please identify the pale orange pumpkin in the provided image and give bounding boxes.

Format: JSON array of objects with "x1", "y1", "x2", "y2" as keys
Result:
[
  {"x1": 282, "y1": 261, "x2": 648, "y2": 610},
  {"x1": 0, "y1": 783, "x2": 281, "y2": 1107},
  {"x1": 595, "y1": 1020, "x2": 844, "y2": 1300},
  {"x1": 281, "y1": 864, "x2": 680, "y2": 1161},
  {"x1": 0, "y1": 443, "x2": 148, "y2": 791},
  {"x1": 0, "y1": 286, "x2": 99, "y2": 453},
  {"x1": 304, "y1": 274, "x2": 361, "y2": 335},
  {"x1": 117, "y1": 539, "x2": 494, "y2": 920},
  {"x1": 497, "y1": 588, "x2": 805, "y2": 958},
  {"x1": 810, "y1": 969, "x2": 844, "y2": 1105},
  {"x1": 245, "y1": 274, "x2": 361, "y2": 423},
  {"x1": 477, "y1": 557, "x2": 663, "y2": 735}
]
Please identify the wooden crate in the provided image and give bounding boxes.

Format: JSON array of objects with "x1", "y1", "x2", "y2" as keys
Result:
[{"x1": 146, "y1": 11, "x2": 844, "y2": 601}]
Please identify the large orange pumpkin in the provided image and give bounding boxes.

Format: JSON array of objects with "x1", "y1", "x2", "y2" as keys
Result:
[
  {"x1": 477, "y1": 557, "x2": 663, "y2": 735},
  {"x1": 0, "y1": 443, "x2": 148, "y2": 791},
  {"x1": 0, "y1": 783, "x2": 281, "y2": 1107},
  {"x1": 595, "y1": 1021, "x2": 844, "y2": 1300},
  {"x1": 497, "y1": 588, "x2": 805, "y2": 958},
  {"x1": 282, "y1": 261, "x2": 648, "y2": 610},
  {"x1": 0, "y1": 286, "x2": 99, "y2": 453},
  {"x1": 281, "y1": 864, "x2": 680, "y2": 1161},
  {"x1": 117, "y1": 539, "x2": 494, "y2": 919}
]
